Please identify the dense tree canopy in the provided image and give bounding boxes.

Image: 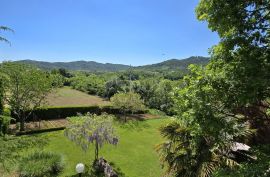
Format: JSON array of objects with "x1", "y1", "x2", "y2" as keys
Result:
[
  {"x1": 158, "y1": 0, "x2": 270, "y2": 176},
  {"x1": 196, "y1": 0, "x2": 270, "y2": 143}
]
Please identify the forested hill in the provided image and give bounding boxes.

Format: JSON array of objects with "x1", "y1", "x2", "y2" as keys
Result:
[
  {"x1": 15, "y1": 60, "x2": 130, "y2": 72},
  {"x1": 136, "y1": 56, "x2": 209, "y2": 71},
  {"x1": 14, "y1": 56, "x2": 209, "y2": 72}
]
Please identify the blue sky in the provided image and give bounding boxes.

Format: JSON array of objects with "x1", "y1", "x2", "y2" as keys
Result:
[{"x1": 0, "y1": 0, "x2": 219, "y2": 66}]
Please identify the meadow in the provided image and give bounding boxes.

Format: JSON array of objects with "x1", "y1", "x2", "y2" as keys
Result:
[
  {"x1": 44, "y1": 87, "x2": 110, "y2": 107},
  {"x1": 39, "y1": 118, "x2": 169, "y2": 177}
]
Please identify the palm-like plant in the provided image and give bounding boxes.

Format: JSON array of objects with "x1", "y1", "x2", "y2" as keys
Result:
[
  {"x1": 156, "y1": 120, "x2": 252, "y2": 177},
  {"x1": 0, "y1": 26, "x2": 14, "y2": 44}
]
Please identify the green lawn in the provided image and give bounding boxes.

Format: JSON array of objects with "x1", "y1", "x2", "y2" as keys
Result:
[{"x1": 40, "y1": 118, "x2": 169, "y2": 177}]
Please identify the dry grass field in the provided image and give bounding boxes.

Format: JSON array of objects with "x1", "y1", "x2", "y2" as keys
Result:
[{"x1": 43, "y1": 87, "x2": 110, "y2": 107}]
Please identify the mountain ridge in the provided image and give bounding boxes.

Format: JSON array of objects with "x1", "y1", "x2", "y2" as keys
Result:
[{"x1": 12, "y1": 56, "x2": 209, "y2": 72}]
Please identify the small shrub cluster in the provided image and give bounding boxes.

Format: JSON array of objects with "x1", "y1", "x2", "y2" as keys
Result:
[
  {"x1": 0, "y1": 108, "x2": 12, "y2": 136},
  {"x1": 19, "y1": 151, "x2": 64, "y2": 177}
]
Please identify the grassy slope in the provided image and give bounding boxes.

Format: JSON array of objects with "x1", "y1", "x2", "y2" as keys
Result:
[
  {"x1": 41, "y1": 118, "x2": 169, "y2": 177},
  {"x1": 43, "y1": 87, "x2": 110, "y2": 107}
]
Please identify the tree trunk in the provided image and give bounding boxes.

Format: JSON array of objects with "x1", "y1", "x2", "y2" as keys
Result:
[
  {"x1": 19, "y1": 112, "x2": 25, "y2": 131},
  {"x1": 95, "y1": 140, "x2": 99, "y2": 161},
  {"x1": 124, "y1": 112, "x2": 127, "y2": 122}
]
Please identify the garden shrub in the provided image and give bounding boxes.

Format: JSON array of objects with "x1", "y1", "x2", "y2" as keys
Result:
[
  {"x1": 0, "y1": 115, "x2": 12, "y2": 136},
  {"x1": 19, "y1": 151, "x2": 64, "y2": 177},
  {"x1": 12, "y1": 105, "x2": 147, "y2": 121},
  {"x1": 3, "y1": 107, "x2": 11, "y2": 116}
]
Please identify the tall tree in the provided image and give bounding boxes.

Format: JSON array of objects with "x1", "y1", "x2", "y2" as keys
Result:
[
  {"x1": 0, "y1": 25, "x2": 13, "y2": 114},
  {"x1": 196, "y1": 0, "x2": 270, "y2": 144},
  {"x1": 0, "y1": 62, "x2": 54, "y2": 131},
  {"x1": 157, "y1": 65, "x2": 253, "y2": 177},
  {"x1": 158, "y1": 0, "x2": 270, "y2": 176}
]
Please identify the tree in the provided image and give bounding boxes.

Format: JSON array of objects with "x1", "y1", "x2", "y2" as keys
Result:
[
  {"x1": 111, "y1": 92, "x2": 145, "y2": 122},
  {"x1": 196, "y1": 0, "x2": 270, "y2": 144},
  {"x1": 0, "y1": 26, "x2": 14, "y2": 45},
  {"x1": 104, "y1": 78, "x2": 127, "y2": 98},
  {"x1": 64, "y1": 114, "x2": 118, "y2": 161},
  {"x1": 69, "y1": 74, "x2": 106, "y2": 96},
  {"x1": 133, "y1": 79, "x2": 175, "y2": 114},
  {"x1": 0, "y1": 80, "x2": 4, "y2": 115},
  {"x1": 0, "y1": 25, "x2": 13, "y2": 114},
  {"x1": 157, "y1": 65, "x2": 253, "y2": 177},
  {"x1": 158, "y1": 0, "x2": 270, "y2": 176},
  {"x1": 0, "y1": 62, "x2": 55, "y2": 131},
  {"x1": 153, "y1": 79, "x2": 174, "y2": 114},
  {"x1": 133, "y1": 78, "x2": 158, "y2": 108}
]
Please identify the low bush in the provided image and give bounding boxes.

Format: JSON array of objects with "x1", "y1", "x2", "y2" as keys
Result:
[
  {"x1": 19, "y1": 151, "x2": 64, "y2": 177},
  {"x1": 3, "y1": 108, "x2": 11, "y2": 116},
  {"x1": 0, "y1": 115, "x2": 12, "y2": 136}
]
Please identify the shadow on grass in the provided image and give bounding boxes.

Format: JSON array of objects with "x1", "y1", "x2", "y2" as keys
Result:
[
  {"x1": 67, "y1": 162, "x2": 126, "y2": 177},
  {"x1": 114, "y1": 115, "x2": 150, "y2": 130}
]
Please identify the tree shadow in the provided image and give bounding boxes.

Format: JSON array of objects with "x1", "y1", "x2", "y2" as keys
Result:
[{"x1": 115, "y1": 115, "x2": 150, "y2": 131}]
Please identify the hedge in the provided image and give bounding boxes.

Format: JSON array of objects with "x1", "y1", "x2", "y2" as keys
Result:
[
  {"x1": 12, "y1": 105, "x2": 147, "y2": 121},
  {"x1": 16, "y1": 127, "x2": 66, "y2": 136}
]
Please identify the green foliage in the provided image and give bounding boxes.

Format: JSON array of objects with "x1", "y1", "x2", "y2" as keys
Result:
[
  {"x1": 196, "y1": 0, "x2": 270, "y2": 108},
  {"x1": 163, "y1": 70, "x2": 184, "y2": 80},
  {"x1": 19, "y1": 151, "x2": 64, "y2": 177},
  {"x1": 20, "y1": 105, "x2": 145, "y2": 121},
  {"x1": 50, "y1": 73, "x2": 65, "y2": 87},
  {"x1": 0, "y1": 115, "x2": 12, "y2": 136},
  {"x1": 51, "y1": 68, "x2": 73, "y2": 78},
  {"x1": 196, "y1": 0, "x2": 270, "y2": 144},
  {"x1": 158, "y1": 64, "x2": 255, "y2": 177},
  {"x1": 3, "y1": 107, "x2": 11, "y2": 116},
  {"x1": 0, "y1": 135, "x2": 47, "y2": 172},
  {"x1": 0, "y1": 62, "x2": 55, "y2": 131},
  {"x1": 156, "y1": 118, "x2": 247, "y2": 177},
  {"x1": 213, "y1": 145, "x2": 270, "y2": 177},
  {"x1": 105, "y1": 78, "x2": 129, "y2": 98},
  {"x1": 158, "y1": 0, "x2": 270, "y2": 176},
  {"x1": 133, "y1": 79, "x2": 175, "y2": 114},
  {"x1": 111, "y1": 92, "x2": 145, "y2": 121},
  {"x1": 137, "y1": 56, "x2": 209, "y2": 72},
  {"x1": 16, "y1": 56, "x2": 209, "y2": 73},
  {"x1": 0, "y1": 80, "x2": 3, "y2": 115},
  {"x1": 70, "y1": 74, "x2": 106, "y2": 96}
]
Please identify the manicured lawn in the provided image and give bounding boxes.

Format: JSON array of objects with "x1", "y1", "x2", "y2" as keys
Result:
[
  {"x1": 43, "y1": 87, "x2": 110, "y2": 107},
  {"x1": 40, "y1": 118, "x2": 169, "y2": 177}
]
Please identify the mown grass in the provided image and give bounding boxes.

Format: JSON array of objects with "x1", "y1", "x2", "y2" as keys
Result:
[
  {"x1": 43, "y1": 87, "x2": 110, "y2": 107},
  {"x1": 39, "y1": 118, "x2": 170, "y2": 177}
]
